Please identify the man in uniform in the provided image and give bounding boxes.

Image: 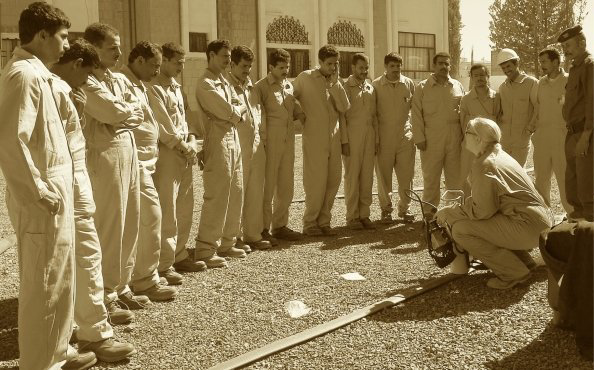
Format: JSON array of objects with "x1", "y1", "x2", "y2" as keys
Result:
[
  {"x1": 194, "y1": 39, "x2": 247, "y2": 267},
  {"x1": 293, "y1": 45, "x2": 350, "y2": 236},
  {"x1": 412, "y1": 52, "x2": 465, "y2": 218},
  {"x1": 342, "y1": 53, "x2": 377, "y2": 229},
  {"x1": 150, "y1": 43, "x2": 206, "y2": 284},
  {"x1": 496, "y1": 48, "x2": 538, "y2": 166},
  {"x1": 373, "y1": 52, "x2": 416, "y2": 223},
  {"x1": 558, "y1": 25, "x2": 593, "y2": 221}
]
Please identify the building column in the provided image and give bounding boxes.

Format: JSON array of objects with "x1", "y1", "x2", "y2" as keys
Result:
[
  {"x1": 367, "y1": 0, "x2": 374, "y2": 77},
  {"x1": 257, "y1": 0, "x2": 267, "y2": 78}
]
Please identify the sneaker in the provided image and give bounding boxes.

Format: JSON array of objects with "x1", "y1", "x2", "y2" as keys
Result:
[
  {"x1": 261, "y1": 229, "x2": 279, "y2": 246},
  {"x1": 246, "y1": 239, "x2": 272, "y2": 250},
  {"x1": 159, "y1": 268, "x2": 183, "y2": 285},
  {"x1": 217, "y1": 246, "x2": 247, "y2": 258},
  {"x1": 117, "y1": 291, "x2": 151, "y2": 310},
  {"x1": 347, "y1": 220, "x2": 364, "y2": 230},
  {"x1": 486, "y1": 273, "x2": 531, "y2": 290},
  {"x1": 133, "y1": 283, "x2": 177, "y2": 302},
  {"x1": 272, "y1": 226, "x2": 303, "y2": 241},
  {"x1": 360, "y1": 217, "x2": 376, "y2": 230},
  {"x1": 62, "y1": 349, "x2": 97, "y2": 370},
  {"x1": 235, "y1": 239, "x2": 252, "y2": 253},
  {"x1": 398, "y1": 210, "x2": 416, "y2": 223},
  {"x1": 106, "y1": 300, "x2": 134, "y2": 325},
  {"x1": 197, "y1": 254, "x2": 228, "y2": 268},
  {"x1": 303, "y1": 226, "x2": 323, "y2": 236},
  {"x1": 381, "y1": 210, "x2": 393, "y2": 224},
  {"x1": 78, "y1": 338, "x2": 136, "y2": 363},
  {"x1": 320, "y1": 226, "x2": 337, "y2": 236},
  {"x1": 173, "y1": 257, "x2": 207, "y2": 273}
]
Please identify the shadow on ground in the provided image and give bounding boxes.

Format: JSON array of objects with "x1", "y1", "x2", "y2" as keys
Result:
[{"x1": 0, "y1": 297, "x2": 18, "y2": 362}]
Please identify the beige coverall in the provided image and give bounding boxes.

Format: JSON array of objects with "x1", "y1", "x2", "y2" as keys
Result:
[
  {"x1": 293, "y1": 68, "x2": 350, "y2": 230},
  {"x1": 119, "y1": 66, "x2": 162, "y2": 292},
  {"x1": 412, "y1": 74, "x2": 465, "y2": 208},
  {"x1": 529, "y1": 72, "x2": 572, "y2": 214},
  {"x1": 255, "y1": 74, "x2": 302, "y2": 231},
  {"x1": 149, "y1": 75, "x2": 195, "y2": 270},
  {"x1": 0, "y1": 47, "x2": 75, "y2": 370},
  {"x1": 229, "y1": 73, "x2": 267, "y2": 242},
  {"x1": 373, "y1": 74, "x2": 416, "y2": 215},
  {"x1": 53, "y1": 78, "x2": 113, "y2": 343},
  {"x1": 342, "y1": 75, "x2": 378, "y2": 222},
  {"x1": 194, "y1": 69, "x2": 243, "y2": 258},
  {"x1": 83, "y1": 69, "x2": 141, "y2": 304},
  {"x1": 497, "y1": 73, "x2": 538, "y2": 166}
]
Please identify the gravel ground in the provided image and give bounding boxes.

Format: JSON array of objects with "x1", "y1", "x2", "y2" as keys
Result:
[{"x1": 0, "y1": 137, "x2": 590, "y2": 370}]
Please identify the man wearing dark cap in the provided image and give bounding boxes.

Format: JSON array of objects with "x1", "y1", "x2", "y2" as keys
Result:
[{"x1": 558, "y1": 25, "x2": 593, "y2": 222}]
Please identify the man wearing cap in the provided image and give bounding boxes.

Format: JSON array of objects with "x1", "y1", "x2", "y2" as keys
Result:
[
  {"x1": 558, "y1": 25, "x2": 593, "y2": 222},
  {"x1": 496, "y1": 48, "x2": 538, "y2": 166}
]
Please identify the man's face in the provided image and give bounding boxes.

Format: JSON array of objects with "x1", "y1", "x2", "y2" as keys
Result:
[
  {"x1": 561, "y1": 37, "x2": 585, "y2": 61},
  {"x1": 538, "y1": 54, "x2": 559, "y2": 75},
  {"x1": 269, "y1": 61, "x2": 289, "y2": 81},
  {"x1": 45, "y1": 27, "x2": 70, "y2": 64},
  {"x1": 499, "y1": 60, "x2": 519, "y2": 79},
  {"x1": 231, "y1": 58, "x2": 253, "y2": 82},
  {"x1": 319, "y1": 56, "x2": 339, "y2": 77},
  {"x1": 433, "y1": 56, "x2": 451, "y2": 77},
  {"x1": 210, "y1": 47, "x2": 231, "y2": 71},
  {"x1": 385, "y1": 60, "x2": 402, "y2": 80},
  {"x1": 471, "y1": 67, "x2": 488, "y2": 88},
  {"x1": 352, "y1": 59, "x2": 369, "y2": 81},
  {"x1": 161, "y1": 53, "x2": 185, "y2": 78},
  {"x1": 136, "y1": 54, "x2": 162, "y2": 82},
  {"x1": 96, "y1": 33, "x2": 121, "y2": 69}
]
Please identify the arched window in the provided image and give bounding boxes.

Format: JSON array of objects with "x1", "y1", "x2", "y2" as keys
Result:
[
  {"x1": 327, "y1": 20, "x2": 365, "y2": 78},
  {"x1": 266, "y1": 16, "x2": 311, "y2": 78}
]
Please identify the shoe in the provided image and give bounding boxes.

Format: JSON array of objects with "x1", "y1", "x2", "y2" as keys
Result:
[
  {"x1": 398, "y1": 210, "x2": 416, "y2": 223},
  {"x1": 246, "y1": 239, "x2": 272, "y2": 250},
  {"x1": 347, "y1": 219, "x2": 364, "y2": 230},
  {"x1": 78, "y1": 338, "x2": 136, "y2": 363},
  {"x1": 217, "y1": 246, "x2": 247, "y2": 258},
  {"x1": 320, "y1": 226, "x2": 337, "y2": 236},
  {"x1": 62, "y1": 349, "x2": 97, "y2": 370},
  {"x1": 117, "y1": 291, "x2": 151, "y2": 310},
  {"x1": 303, "y1": 226, "x2": 323, "y2": 236},
  {"x1": 512, "y1": 250, "x2": 539, "y2": 270},
  {"x1": 159, "y1": 268, "x2": 183, "y2": 285},
  {"x1": 381, "y1": 210, "x2": 393, "y2": 224},
  {"x1": 272, "y1": 226, "x2": 303, "y2": 241},
  {"x1": 197, "y1": 254, "x2": 228, "y2": 268},
  {"x1": 261, "y1": 229, "x2": 279, "y2": 246},
  {"x1": 106, "y1": 300, "x2": 134, "y2": 325},
  {"x1": 486, "y1": 273, "x2": 531, "y2": 290},
  {"x1": 360, "y1": 218, "x2": 376, "y2": 230},
  {"x1": 235, "y1": 239, "x2": 252, "y2": 253},
  {"x1": 134, "y1": 283, "x2": 177, "y2": 302},
  {"x1": 173, "y1": 257, "x2": 207, "y2": 273}
]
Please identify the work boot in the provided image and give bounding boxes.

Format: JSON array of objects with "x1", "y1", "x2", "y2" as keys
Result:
[
  {"x1": 360, "y1": 217, "x2": 376, "y2": 230},
  {"x1": 261, "y1": 229, "x2": 279, "y2": 246},
  {"x1": 303, "y1": 226, "x2": 323, "y2": 236},
  {"x1": 320, "y1": 226, "x2": 337, "y2": 236},
  {"x1": 381, "y1": 210, "x2": 393, "y2": 224},
  {"x1": 62, "y1": 349, "x2": 97, "y2": 370},
  {"x1": 486, "y1": 273, "x2": 531, "y2": 290},
  {"x1": 133, "y1": 283, "x2": 177, "y2": 302},
  {"x1": 246, "y1": 239, "x2": 272, "y2": 250},
  {"x1": 398, "y1": 210, "x2": 416, "y2": 223},
  {"x1": 217, "y1": 246, "x2": 247, "y2": 258},
  {"x1": 512, "y1": 250, "x2": 539, "y2": 270},
  {"x1": 78, "y1": 338, "x2": 136, "y2": 363},
  {"x1": 173, "y1": 257, "x2": 207, "y2": 273},
  {"x1": 347, "y1": 219, "x2": 364, "y2": 230},
  {"x1": 117, "y1": 292, "x2": 151, "y2": 310},
  {"x1": 106, "y1": 300, "x2": 134, "y2": 325},
  {"x1": 272, "y1": 226, "x2": 303, "y2": 241},
  {"x1": 235, "y1": 238, "x2": 252, "y2": 253},
  {"x1": 159, "y1": 268, "x2": 183, "y2": 285},
  {"x1": 197, "y1": 254, "x2": 228, "y2": 268}
]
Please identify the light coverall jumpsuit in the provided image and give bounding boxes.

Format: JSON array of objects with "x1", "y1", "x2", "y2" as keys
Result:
[
  {"x1": 412, "y1": 74, "x2": 465, "y2": 209},
  {"x1": 83, "y1": 69, "x2": 141, "y2": 304},
  {"x1": 440, "y1": 147, "x2": 553, "y2": 282},
  {"x1": 342, "y1": 75, "x2": 378, "y2": 223},
  {"x1": 255, "y1": 74, "x2": 302, "y2": 232},
  {"x1": 0, "y1": 47, "x2": 75, "y2": 370},
  {"x1": 373, "y1": 74, "x2": 416, "y2": 216},
  {"x1": 497, "y1": 72, "x2": 538, "y2": 166},
  {"x1": 293, "y1": 68, "x2": 350, "y2": 231},
  {"x1": 459, "y1": 87, "x2": 497, "y2": 197},
  {"x1": 53, "y1": 78, "x2": 114, "y2": 343},
  {"x1": 119, "y1": 66, "x2": 162, "y2": 292},
  {"x1": 529, "y1": 71, "x2": 573, "y2": 214},
  {"x1": 228, "y1": 73, "x2": 267, "y2": 243},
  {"x1": 194, "y1": 69, "x2": 244, "y2": 259},
  {"x1": 149, "y1": 74, "x2": 196, "y2": 271}
]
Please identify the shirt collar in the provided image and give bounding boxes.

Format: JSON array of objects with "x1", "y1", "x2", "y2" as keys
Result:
[
  {"x1": 506, "y1": 72, "x2": 529, "y2": 84},
  {"x1": 203, "y1": 68, "x2": 229, "y2": 86},
  {"x1": 266, "y1": 73, "x2": 286, "y2": 87},
  {"x1": 52, "y1": 75, "x2": 73, "y2": 94},
  {"x1": 469, "y1": 87, "x2": 496, "y2": 99},
  {"x1": 542, "y1": 68, "x2": 566, "y2": 83},
  {"x1": 313, "y1": 67, "x2": 327, "y2": 79},
  {"x1": 119, "y1": 65, "x2": 145, "y2": 91},
  {"x1": 379, "y1": 73, "x2": 406, "y2": 86},
  {"x1": 13, "y1": 47, "x2": 53, "y2": 81},
  {"x1": 154, "y1": 73, "x2": 180, "y2": 89},
  {"x1": 227, "y1": 72, "x2": 252, "y2": 90},
  {"x1": 346, "y1": 74, "x2": 366, "y2": 87},
  {"x1": 427, "y1": 73, "x2": 456, "y2": 87},
  {"x1": 572, "y1": 51, "x2": 590, "y2": 67}
]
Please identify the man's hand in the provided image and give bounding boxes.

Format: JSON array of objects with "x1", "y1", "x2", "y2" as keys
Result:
[
  {"x1": 71, "y1": 88, "x2": 87, "y2": 115},
  {"x1": 38, "y1": 191, "x2": 61, "y2": 215},
  {"x1": 341, "y1": 143, "x2": 350, "y2": 156},
  {"x1": 416, "y1": 141, "x2": 427, "y2": 151},
  {"x1": 435, "y1": 208, "x2": 448, "y2": 226},
  {"x1": 197, "y1": 150, "x2": 205, "y2": 170},
  {"x1": 327, "y1": 70, "x2": 339, "y2": 87},
  {"x1": 575, "y1": 129, "x2": 592, "y2": 157}
]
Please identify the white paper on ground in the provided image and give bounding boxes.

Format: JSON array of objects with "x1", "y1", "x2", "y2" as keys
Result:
[
  {"x1": 340, "y1": 272, "x2": 366, "y2": 281},
  {"x1": 285, "y1": 300, "x2": 311, "y2": 318}
]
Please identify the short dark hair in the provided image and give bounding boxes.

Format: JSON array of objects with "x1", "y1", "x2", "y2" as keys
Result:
[
  {"x1": 19, "y1": 2, "x2": 71, "y2": 44},
  {"x1": 206, "y1": 39, "x2": 231, "y2": 61},
  {"x1": 433, "y1": 52, "x2": 451, "y2": 64},
  {"x1": 268, "y1": 48, "x2": 290, "y2": 67},
  {"x1": 351, "y1": 53, "x2": 369, "y2": 65},
  {"x1": 161, "y1": 42, "x2": 185, "y2": 59},
  {"x1": 57, "y1": 38, "x2": 100, "y2": 68},
  {"x1": 231, "y1": 45, "x2": 254, "y2": 64},
  {"x1": 318, "y1": 45, "x2": 339, "y2": 61},
  {"x1": 128, "y1": 41, "x2": 162, "y2": 64},
  {"x1": 84, "y1": 23, "x2": 119, "y2": 47},
  {"x1": 469, "y1": 63, "x2": 490, "y2": 77},
  {"x1": 384, "y1": 52, "x2": 403, "y2": 65},
  {"x1": 539, "y1": 48, "x2": 561, "y2": 63}
]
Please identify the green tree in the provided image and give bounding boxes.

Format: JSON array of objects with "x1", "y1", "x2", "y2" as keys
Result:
[
  {"x1": 448, "y1": 0, "x2": 463, "y2": 78},
  {"x1": 489, "y1": 0, "x2": 588, "y2": 77}
]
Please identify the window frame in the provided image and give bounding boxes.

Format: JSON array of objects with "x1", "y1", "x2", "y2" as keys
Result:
[{"x1": 398, "y1": 31, "x2": 436, "y2": 80}]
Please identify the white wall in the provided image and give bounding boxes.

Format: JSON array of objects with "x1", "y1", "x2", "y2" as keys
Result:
[
  {"x1": 48, "y1": 0, "x2": 99, "y2": 32},
  {"x1": 395, "y1": 0, "x2": 448, "y2": 52}
]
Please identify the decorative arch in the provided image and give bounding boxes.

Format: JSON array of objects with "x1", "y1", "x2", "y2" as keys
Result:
[
  {"x1": 327, "y1": 20, "x2": 365, "y2": 48},
  {"x1": 266, "y1": 16, "x2": 309, "y2": 44}
]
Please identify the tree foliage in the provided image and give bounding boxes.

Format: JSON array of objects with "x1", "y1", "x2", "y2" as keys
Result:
[
  {"x1": 448, "y1": 0, "x2": 463, "y2": 78},
  {"x1": 489, "y1": 0, "x2": 588, "y2": 76}
]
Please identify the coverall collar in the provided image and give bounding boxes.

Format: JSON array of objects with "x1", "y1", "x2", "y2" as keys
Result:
[
  {"x1": 120, "y1": 64, "x2": 146, "y2": 91},
  {"x1": 427, "y1": 73, "x2": 457, "y2": 87},
  {"x1": 379, "y1": 73, "x2": 406, "y2": 86},
  {"x1": 203, "y1": 68, "x2": 230, "y2": 87},
  {"x1": 313, "y1": 67, "x2": 330, "y2": 79},
  {"x1": 542, "y1": 68, "x2": 566, "y2": 83},
  {"x1": 505, "y1": 72, "x2": 529, "y2": 85},
  {"x1": 346, "y1": 74, "x2": 371, "y2": 88},
  {"x1": 469, "y1": 86, "x2": 496, "y2": 99},
  {"x1": 154, "y1": 73, "x2": 180, "y2": 88},
  {"x1": 571, "y1": 51, "x2": 590, "y2": 67},
  {"x1": 13, "y1": 47, "x2": 53, "y2": 81},
  {"x1": 227, "y1": 71, "x2": 253, "y2": 90},
  {"x1": 266, "y1": 73, "x2": 289, "y2": 88}
]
